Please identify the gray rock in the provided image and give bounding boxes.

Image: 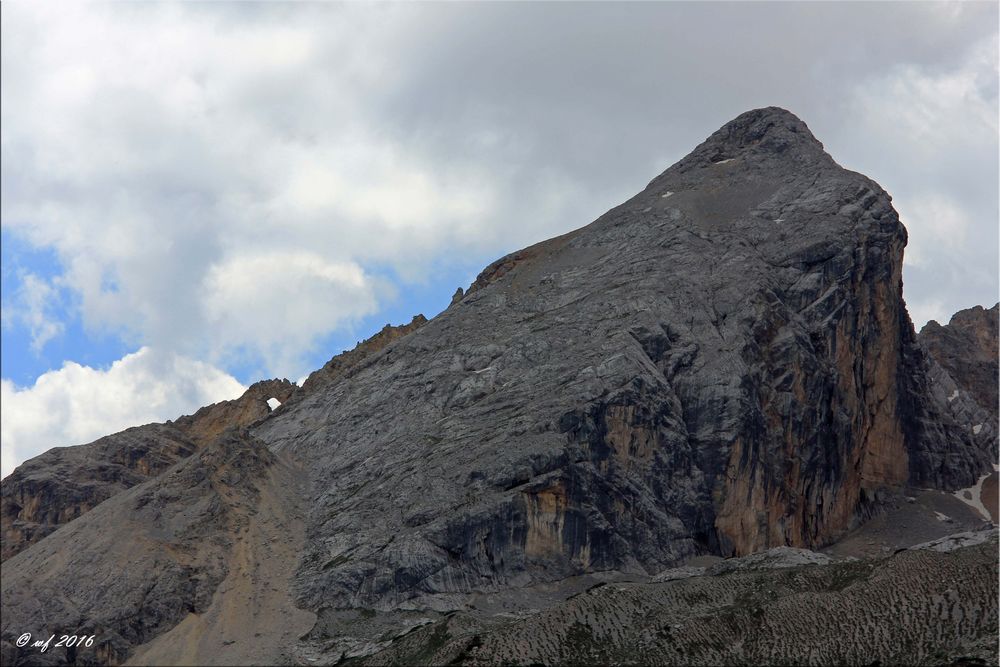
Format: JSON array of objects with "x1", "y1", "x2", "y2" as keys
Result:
[
  {"x1": 248, "y1": 107, "x2": 995, "y2": 616},
  {"x1": 1, "y1": 430, "x2": 281, "y2": 665},
  {"x1": 705, "y1": 546, "x2": 832, "y2": 574},
  {"x1": 919, "y1": 304, "x2": 999, "y2": 424},
  {"x1": 910, "y1": 526, "x2": 999, "y2": 553}
]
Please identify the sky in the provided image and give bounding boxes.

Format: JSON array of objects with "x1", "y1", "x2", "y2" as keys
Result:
[{"x1": 1, "y1": 1, "x2": 997, "y2": 478}]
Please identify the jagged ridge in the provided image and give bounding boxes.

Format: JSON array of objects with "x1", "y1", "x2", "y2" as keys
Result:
[{"x1": 0, "y1": 378, "x2": 296, "y2": 561}]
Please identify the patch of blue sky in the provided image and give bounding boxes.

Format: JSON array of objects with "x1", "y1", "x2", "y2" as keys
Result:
[{"x1": 1, "y1": 229, "x2": 132, "y2": 386}]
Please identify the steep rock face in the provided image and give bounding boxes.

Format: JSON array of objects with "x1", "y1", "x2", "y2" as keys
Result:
[
  {"x1": 919, "y1": 304, "x2": 998, "y2": 423},
  {"x1": 901, "y1": 310, "x2": 997, "y2": 492},
  {"x1": 0, "y1": 378, "x2": 295, "y2": 561},
  {"x1": 245, "y1": 107, "x2": 988, "y2": 613},
  {"x1": 911, "y1": 303, "x2": 999, "y2": 514}
]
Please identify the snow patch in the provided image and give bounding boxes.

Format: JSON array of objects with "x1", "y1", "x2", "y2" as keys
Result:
[
  {"x1": 661, "y1": 191, "x2": 674, "y2": 198},
  {"x1": 972, "y1": 423, "x2": 982, "y2": 435},
  {"x1": 266, "y1": 397, "x2": 281, "y2": 411},
  {"x1": 953, "y1": 471, "x2": 995, "y2": 523},
  {"x1": 934, "y1": 511, "x2": 951, "y2": 522},
  {"x1": 947, "y1": 389, "x2": 959, "y2": 402},
  {"x1": 714, "y1": 158, "x2": 735, "y2": 165}
]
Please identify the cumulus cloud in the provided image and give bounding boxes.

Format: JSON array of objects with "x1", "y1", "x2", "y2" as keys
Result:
[
  {"x1": 0, "y1": 2, "x2": 508, "y2": 377},
  {"x1": 201, "y1": 251, "x2": 382, "y2": 374},
  {"x1": 4, "y1": 1, "x2": 995, "y2": 370},
  {"x1": 0, "y1": 347, "x2": 245, "y2": 478},
  {"x1": 2, "y1": 273, "x2": 65, "y2": 352}
]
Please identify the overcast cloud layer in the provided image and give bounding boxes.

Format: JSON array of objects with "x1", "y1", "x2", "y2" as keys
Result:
[{"x1": 1, "y1": 2, "x2": 997, "y2": 477}]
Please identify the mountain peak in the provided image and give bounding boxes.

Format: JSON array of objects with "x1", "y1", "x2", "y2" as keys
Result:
[
  {"x1": 711, "y1": 106, "x2": 821, "y2": 152},
  {"x1": 674, "y1": 106, "x2": 830, "y2": 174}
]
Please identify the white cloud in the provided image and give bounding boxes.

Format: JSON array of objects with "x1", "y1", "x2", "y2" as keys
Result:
[
  {"x1": 846, "y1": 35, "x2": 997, "y2": 166},
  {"x1": 201, "y1": 251, "x2": 382, "y2": 374},
  {"x1": 2, "y1": 273, "x2": 65, "y2": 351},
  {"x1": 0, "y1": 2, "x2": 506, "y2": 379},
  {"x1": 0, "y1": 347, "x2": 245, "y2": 479},
  {"x1": 907, "y1": 298, "x2": 947, "y2": 330},
  {"x1": 8, "y1": 2, "x2": 990, "y2": 385},
  {"x1": 896, "y1": 193, "x2": 972, "y2": 268}
]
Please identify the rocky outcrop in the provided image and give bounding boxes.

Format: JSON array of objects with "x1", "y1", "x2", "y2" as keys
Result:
[
  {"x1": 919, "y1": 303, "x2": 999, "y2": 423},
  {"x1": 0, "y1": 378, "x2": 295, "y2": 561},
  {"x1": 902, "y1": 311, "x2": 997, "y2": 492},
  {"x1": 298, "y1": 315, "x2": 428, "y2": 395},
  {"x1": 173, "y1": 378, "x2": 297, "y2": 446},
  {"x1": 913, "y1": 304, "x2": 1000, "y2": 523},
  {"x1": 0, "y1": 423, "x2": 196, "y2": 563}
]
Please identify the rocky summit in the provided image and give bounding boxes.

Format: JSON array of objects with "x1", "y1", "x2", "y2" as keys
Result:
[{"x1": 1, "y1": 107, "x2": 997, "y2": 666}]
